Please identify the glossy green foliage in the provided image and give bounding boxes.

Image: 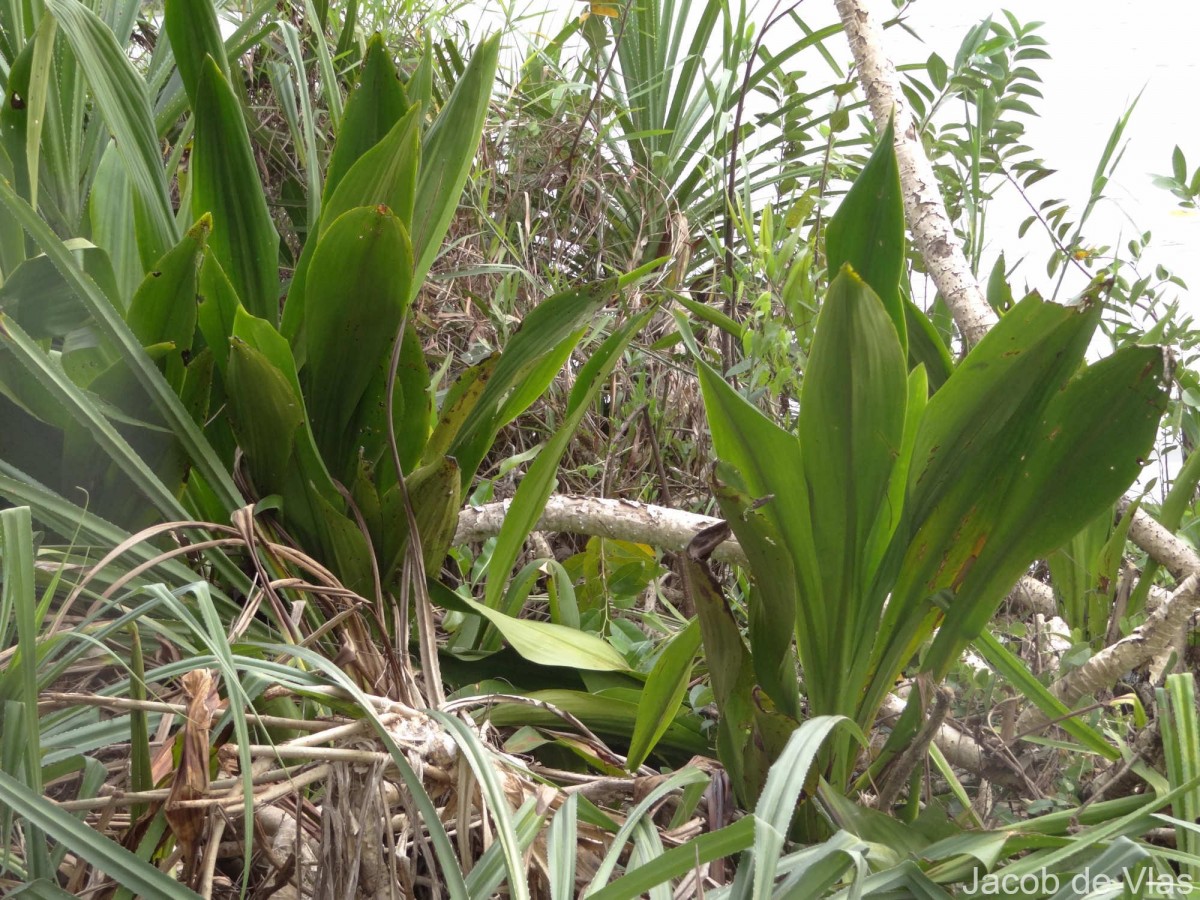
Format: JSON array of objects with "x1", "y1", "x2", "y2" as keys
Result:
[
  {"x1": 302, "y1": 205, "x2": 412, "y2": 473},
  {"x1": 192, "y1": 57, "x2": 280, "y2": 324},
  {"x1": 163, "y1": 0, "x2": 229, "y2": 109},
  {"x1": 0, "y1": 15, "x2": 621, "y2": 618},
  {"x1": 825, "y1": 117, "x2": 906, "y2": 346},
  {"x1": 694, "y1": 127, "x2": 1169, "y2": 794}
]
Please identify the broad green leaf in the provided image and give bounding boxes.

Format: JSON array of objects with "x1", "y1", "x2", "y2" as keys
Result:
[
  {"x1": 226, "y1": 337, "x2": 303, "y2": 494},
  {"x1": 0, "y1": 314, "x2": 191, "y2": 522},
  {"x1": 799, "y1": 266, "x2": 907, "y2": 715},
  {"x1": 302, "y1": 205, "x2": 412, "y2": 472},
  {"x1": 378, "y1": 456, "x2": 461, "y2": 581},
  {"x1": 448, "y1": 276, "x2": 620, "y2": 485},
  {"x1": 824, "y1": 117, "x2": 905, "y2": 347},
  {"x1": 283, "y1": 104, "x2": 421, "y2": 349},
  {"x1": 411, "y1": 32, "x2": 499, "y2": 291},
  {"x1": 626, "y1": 619, "x2": 701, "y2": 770},
  {"x1": 324, "y1": 33, "x2": 409, "y2": 199},
  {"x1": 1046, "y1": 509, "x2": 1111, "y2": 639},
  {"x1": 60, "y1": 349, "x2": 190, "y2": 527},
  {"x1": 0, "y1": 241, "x2": 121, "y2": 340},
  {"x1": 125, "y1": 216, "x2": 209, "y2": 390},
  {"x1": 44, "y1": 0, "x2": 176, "y2": 268},
  {"x1": 906, "y1": 293, "x2": 1098, "y2": 525},
  {"x1": 192, "y1": 56, "x2": 279, "y2": 324},
  {"x1": 712, "y1": 470, "x2": 802, "y2": 721},
  {"x1": 986, "y1": 251, "x2": 1015, "y2": 314},
  {"x1": 457, "y1": 596, "x2": 629, "y2": 671},
  {"x1": 482, "y1": 689, "x2": 708, "y2": 760},
  {"x1": 422, "y1": 352, "x2": 497, "y2": 466},
  {"x1": 676, "y1": 523, "x2": 760, "y2": 804},
  {"x1": 694, "y1": 359, "x2": 821, "y2": 684},
  {"x1": 163, "y1": 0, "x2": 229, "y2": 107},
  {"x1": 0, "y1": 39, "x2": 35, "y2": 204},
  {"x1": 927, "y1": 345, "x2": 1166, "y2": 675},
  {"x1": 310, "y1": 485, "x2": 375, "y2": 597},
  {"x1": 872, "y1": 295, "x2": 1101, "y2": 707},
  {"x1": 352, "y1": 318, "x2": 429, "y2": 485},
  {"x1": 195, "y1": 249, "x2": 240, "y2": 378}
]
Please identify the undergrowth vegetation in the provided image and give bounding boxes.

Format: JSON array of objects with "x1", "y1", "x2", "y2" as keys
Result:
[{"x1": 2, "y1": 0, "x2": 1200, "y2": 897}]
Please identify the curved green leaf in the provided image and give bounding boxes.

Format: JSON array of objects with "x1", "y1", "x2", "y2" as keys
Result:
[
  {"x1": 825, "y1": 118, "x2": 906, "y2": 346},
  {"x1": 482, "y1": 310, "x2": 651, "y2": 614},
  {"x1": 926, "y1": 344, "x2": 1167, "y2": 675},
  {"x1": 302, "y1": 204, "x2": 412, "y2": 471},
  {"x1": 800, "y1": 266, "x2": 907, "y2": 715},
  {"x1": 192, "y1": 56, "x2": 279, "y2": 324},
  {"x1": 283, "y1": 104, "x2": 421, "y2": 350},
  {"x1": 126, "y1": 216, "x2": 209, "y2": 390},
  {"x1": 626, "y1": 619, "x2": 701, "y2": 771},
  {"x1": 448, "y1": 276, "x2": 620, "y2": 485},
  {"x1": 458, "y1": 596, "x2": 629, "y2": 672},
  {"x1": 163, "y1": 0, "x2": 229, "y2": 108},
  {"x1": 412, "y1": 32, "x2": 499, "y2": 290}
]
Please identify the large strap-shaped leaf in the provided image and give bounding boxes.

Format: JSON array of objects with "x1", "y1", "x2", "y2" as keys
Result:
[
  {"x1": 283, "y1": 103, "x2": 420, "y2": 352},
  {"x1": 924, "y1": 344, "x2": 1167, "y2": 676},
  {"x1": 825, "y1": 118, "x2": 906, "y2": 348},
  {"x1": 870, "y1": 295, "x2": 1102, "y2": 700},
  {"x1": 125, "y1": 217, "x2": 208, "y2": 391},
  {"x1": 447, "y1": 276, "x2": 620, "y2": 486},
  {"x1": 905, "y1": 293, "x2": 1100, "y2": 526},
  {"x1": 302, "y1": 205, "x2": 412, "y2": 473},
  {"x1": 192, "y1": 57, "x2": 279, "y2": 325},
  {"x1": 480, "y1": 310, "x2": 652, "y2": 614},
  {"x1": 163, "y1": 0, "x2": 229, "y2": 108},
  {"x1": 411, "y1": 32, "x2": 499, "y2": 292},
  {"x1": 800, "y1": 266, "x2": 908, "y2": 714},
  {"x1": 712, "y1": 470, "x2": 802, "y2": 722},
  {"x1": 693, "y1": 356, "x2": 821, "y2": 674},
  {"x1": 324, "y1": 34, "x2": 409, "y2": 198}
]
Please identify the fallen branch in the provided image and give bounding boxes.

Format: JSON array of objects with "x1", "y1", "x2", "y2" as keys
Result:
[
  {"x1": 1119, "y1": 497, "x2": 1200, "y2": 580},
  {"x1": 455, "y1": 495, "x2": 1057, "y2": 617},
  {"x1": 1016, "y1": 575, "x2": 1199, "y2": 734},
  {"x1": 455, "y1": 495, "x2": 749, "y2": 564}
]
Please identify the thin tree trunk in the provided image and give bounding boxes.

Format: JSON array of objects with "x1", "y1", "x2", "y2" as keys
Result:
[{"x1": 833, "y1": 0, "x2": 997, "y2": 348}]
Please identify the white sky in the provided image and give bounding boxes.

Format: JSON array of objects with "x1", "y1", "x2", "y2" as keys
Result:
[
  {"x1": 885, "y1": 0, "x2": 1200, "y2": 313},
  {"x1": 459, "y1": 0, "x2": 1200, "y2": 314}
]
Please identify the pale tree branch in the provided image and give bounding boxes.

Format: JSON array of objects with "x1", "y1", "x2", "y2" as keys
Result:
[
  {"x1": 454, "y1": 495, "x2": 1056, "y2": 613},
  {"x1": 1015, "y1": 575, "x2": 1200, "y2": 734},
  {"x1": 833, "y1": 0, "x2": 997, "y2": 348}
]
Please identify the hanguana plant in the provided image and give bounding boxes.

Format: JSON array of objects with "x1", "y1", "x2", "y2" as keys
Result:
[
  {"x1": 0, "y1": 0, "x2": 657, "y2": 637},
  {"x1": 685, "y1": 119, "x2": 1169, "y2": 809},
  {"x1": 0, "y1": 0, "x2": 665, "y2": 892}
]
